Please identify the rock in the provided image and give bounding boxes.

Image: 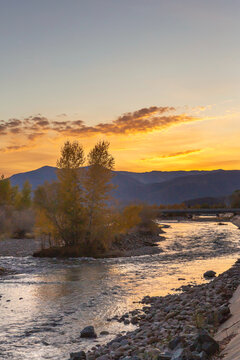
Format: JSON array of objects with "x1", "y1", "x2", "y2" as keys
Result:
[
  {"x1": 70, "y1": 351, "x2": 86, "y2": 359},
  {"x1": 171, "y1": 347, "x2": 192, "y2": 360},
  {"x1": 201, "y1": 340, "x2": 219, "y2": 355},
  {"x1": 131, "y1": 316, "x2": 138, "y2": 325},
  {"x1": 100, "y1": 330, "x2": 109, "y2": 336},
  {"x1": 158, "y1": 355, "x2": 172, "y2": 360},
  {"x1": 203, "y1": 270, "x2": 216, "y2": 278},
  {"x1": 168, "y1": 336, "x2": 183, "y2": 350},
  {"x1": 144, "y1": 348, "x2": 162, "y2": 358},
  {"x1": 198, "y1": 351, "x2": 208, "y2": 360},
  {"x1": 0, "y1": 267, "x2": 6, "y2": 275},
  {"x1": 96, "y1": 356, "x2": 109, "y2": 360},
  {"x1": 193, "y1": 331, "x2": 219, "y2": 355},
  {"x1": 80, "y1": 326, "x2": 97, "y2": 338}
]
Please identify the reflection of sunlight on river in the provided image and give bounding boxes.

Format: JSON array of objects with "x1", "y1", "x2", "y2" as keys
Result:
[{"x1": 0, "y1": 221, "x2": 240, "y2": 359}]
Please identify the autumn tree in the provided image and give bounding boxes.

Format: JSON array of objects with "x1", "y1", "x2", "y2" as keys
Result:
[
  {"x1": 34, "y1": 181, "x2": 62, "y2": 244},
  {"x1": 230, "y1": 190, "x2": 240, "y2": 208},
  {"x1": 0, "y1": 175, "x2": 12, "y2": 206},
  {"x1": 84, "y1": 141, "x2": 115, "y2": 250},
  {"x1": 56, "y1": 140, "x2": 86, "y2": 246},
  {"x1": 34, "y1": 140, "x2": 157, "y2": 256},
  {"x1": 116, "y1": 204, "x2": 142, "y2": 234},
  {"x1": 16, "y1": 180, "x2": 32, "y2": 209}
]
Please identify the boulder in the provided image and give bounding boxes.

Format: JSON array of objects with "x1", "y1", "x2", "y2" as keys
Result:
[
  {"x1": 193, "y1": 331, "x2": 219, "y2": 356},
  {"x1": 203, "y1": 270, "x2": 216, "y2": 278},
  {"x1": 131, "y1": 316, "x2": 138, "y2": 325},
  {"x1": 69, "y1": 351, "x2": 86, "y2": 359},
  {"x1": 80, "y1": 326, "x2": 97, "y2": 338},
  {"x1": 168, "y1": 336, "x2": 184, "y2": 350}
]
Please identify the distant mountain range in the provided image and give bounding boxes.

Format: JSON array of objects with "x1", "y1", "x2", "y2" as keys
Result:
[{"x1": 9, "y1": 166, "x2": 240, "y2": 205}]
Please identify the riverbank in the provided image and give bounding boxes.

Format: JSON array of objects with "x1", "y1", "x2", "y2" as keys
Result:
[
  {"x1": 1, "y1": 221, "x2": 240, "y2": 359},
  {"x1": 70, "y1": 259, "x2": 240, "y2": 360}
]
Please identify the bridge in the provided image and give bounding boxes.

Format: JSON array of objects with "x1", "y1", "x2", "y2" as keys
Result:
[{"x1": 158, "y1": 208, "x2": 240, "y2": 216}]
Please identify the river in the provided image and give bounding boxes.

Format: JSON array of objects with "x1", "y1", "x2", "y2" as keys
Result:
[{"x1": 0, "y1": 221, "x2": 240, "y2": 359}]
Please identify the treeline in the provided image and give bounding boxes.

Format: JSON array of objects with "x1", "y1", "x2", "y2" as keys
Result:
[
  {"x1": 0, "y1": 176, "x2": 33, "y2": 238},
  {"x1": 158, "y1": 191, "x2": 240, "y2": 210}
]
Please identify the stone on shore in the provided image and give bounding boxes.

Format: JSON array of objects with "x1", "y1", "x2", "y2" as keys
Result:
[
  {"x1": 69, "y1": 351, "x2": 86, "y2": 359},
  {"x1": 192, "y1": 330, "x2": 219, "y2": 355},
  {"x1": 100, "y1": 330, "x2": 109, "y2": 336},
  {"x1": 69, "y1": 259, "x2": 240, "y2": 360},
  {"x1": 203, "y1": 270, "x2": 216, "y2": 278},
  {"x1": 0, "y1": 267, "x2": 6, "y2": 275},
  {"x1": 80, "y1": 326, "x2": 97, "y2": 338}
]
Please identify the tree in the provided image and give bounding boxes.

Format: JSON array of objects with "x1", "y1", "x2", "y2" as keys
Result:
[
  {"x1": 0, "y1": 175, "x2": 12, "y2": 206},
  {"x1": 34, "y1": 141, "x2": 87, "y2": 248},
  {"x1": 34, "y1": 181, "x2": 62, "y2": 244},
  {"x1": 16, "y1": 180, "x2": 32, "y2": 209},
  {"x1": 84, "y1": 141, "x2": 115, "y2": 249},
  {"x1": 34, "y1": 140, "x2": 119, "y2": 255},
  {"x1": 230, "y1": 190, "x2": 240, "y2": 208},
  {"x1": 56, "y1": 141, "x2": 86, "y2": 246}
]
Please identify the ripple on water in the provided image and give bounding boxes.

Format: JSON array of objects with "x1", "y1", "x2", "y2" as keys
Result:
[{"x1": 0, "y1": 221, "x2": 240, "y2": 359}]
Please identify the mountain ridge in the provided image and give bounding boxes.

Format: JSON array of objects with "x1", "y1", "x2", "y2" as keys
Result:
[{"x1": 9, "y1": 166, "x2": 240, "y2": 205}]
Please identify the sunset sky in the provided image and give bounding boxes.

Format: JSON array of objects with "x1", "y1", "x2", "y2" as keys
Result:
[{"x1": 0, "y1": 0, "x2": 240, "y2": 176}]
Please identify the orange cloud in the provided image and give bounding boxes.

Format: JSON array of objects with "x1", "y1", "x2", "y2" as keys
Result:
[
  {"x1": 0, "y1": 106, "x2": 202, "y2": 145},
  {"x1": 0, "y1": 144, "x2": 34, "y2": 153},
  {"x1": 141, "y1": 149, "x2": 203, "y2": 161}
]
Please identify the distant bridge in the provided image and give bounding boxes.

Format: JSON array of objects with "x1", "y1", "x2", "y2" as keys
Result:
[{"x1": 158, "y1": 208, "x2": 240, "y2": 216}]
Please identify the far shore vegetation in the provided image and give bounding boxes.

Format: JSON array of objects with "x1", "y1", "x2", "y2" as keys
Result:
[{"x1": 0, "y1": 141, "x2": 240, "y2": 258}]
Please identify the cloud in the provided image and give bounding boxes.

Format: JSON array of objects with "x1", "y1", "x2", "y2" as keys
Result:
[
  {"x1": 159, "y1": 149, "x2": 203, "y2": 158},
  {"x1": 0, "y1": 145, "x2": 31, "y2": 153},
  {"x1": 51, "y1": 106, "x2": 200, "y2": 136},
  {"x1": 56, "y1": 113, "x2": 67, "y2": 118},
  {"x1": 28, "y1": 132, "x2": 45, "y2": 140},
  {"x1": 141, "y1": 149, "x2": 202, "y2": 161},
  {"x1": 0, "y1": 106, "x2": 204, "y2": 152}
]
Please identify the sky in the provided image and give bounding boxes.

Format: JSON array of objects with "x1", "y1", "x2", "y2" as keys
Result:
[{"x1": 0, "y1": 0, "x2": 240, "y2": 176}]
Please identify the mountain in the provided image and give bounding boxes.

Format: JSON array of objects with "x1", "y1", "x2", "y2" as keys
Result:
[
  {"x1": 10, "y1": 166, "x2": 58, "y2": 190},
  {"x1": 117, "y1": 170, "x2": 210, "y2": 184},
  {"x1": 143, "y1": 170, "x2": 240, "y2": 204},
  {"x1": 9, "y1": 166, "x2": 240, "y2": 205}
]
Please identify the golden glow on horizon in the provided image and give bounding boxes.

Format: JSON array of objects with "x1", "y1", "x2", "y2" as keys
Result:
[{"x1": 1, "y1": 105, "x2": 240, "y2": 177}]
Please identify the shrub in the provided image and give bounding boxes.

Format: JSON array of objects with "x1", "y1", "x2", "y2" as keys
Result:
[{"x1": 11, "y1": 209, "x2": 35, "y2": 238}]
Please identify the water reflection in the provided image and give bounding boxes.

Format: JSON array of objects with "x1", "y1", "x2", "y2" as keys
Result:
[{"x1": 0, "y1": 221, "x2": 240, "y2": 359}]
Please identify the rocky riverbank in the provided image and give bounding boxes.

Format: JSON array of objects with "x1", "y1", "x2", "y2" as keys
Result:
[{"x1": 69, "y1": 260, "x2": 240, "y2": 360}]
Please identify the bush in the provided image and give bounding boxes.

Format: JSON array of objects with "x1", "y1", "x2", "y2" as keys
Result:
[
  {"x1": 0, "y1": 207, "x2": 12, "y2": 237},
  {"x1": 0, "y1": 206, "x2": 35, "y2": 239},
  {"x1": 11, "y1": 209, "x2": 35, "y2": 238}
]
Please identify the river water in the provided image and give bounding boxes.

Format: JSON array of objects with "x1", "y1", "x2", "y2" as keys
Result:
[{"x1": 0, "y1": 221, "x2": 240, "y2": 360}]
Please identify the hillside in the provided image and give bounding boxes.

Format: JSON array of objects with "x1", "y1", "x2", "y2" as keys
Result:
[{"x1": 9, "y1": 166, "x2": 240, "y2": 205}]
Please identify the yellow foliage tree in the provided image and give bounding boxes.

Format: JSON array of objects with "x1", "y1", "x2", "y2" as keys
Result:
[
  {"x1": 56, "y1": 141, "x2": 87, "y2": 246},
  {"x1": 84, "y1": 140, "x2": 115, "y2": 250}
]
